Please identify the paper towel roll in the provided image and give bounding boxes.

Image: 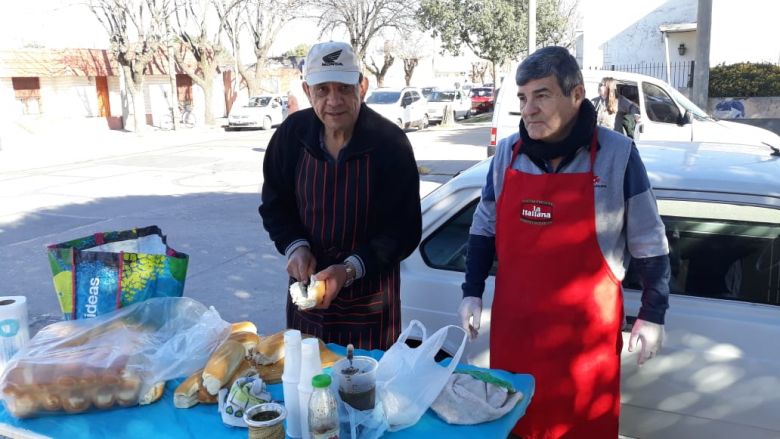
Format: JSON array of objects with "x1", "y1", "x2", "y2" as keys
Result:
[{"x1": 0, "y1": 296, "x2": 30, "y2": 374}]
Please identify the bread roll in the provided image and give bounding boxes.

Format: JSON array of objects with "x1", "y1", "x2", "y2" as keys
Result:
[
  {"x1": 93, "y1": 374, "x2": 119, "y2": 409},
  {"x1": 309, "y1": 280, "x2": 326, "y2": 303},
  {"x1": 230, "y1": 321, "x2": 257, "y2": 334},
  {"x1": 252, "y1": 331, "x2": 285, "y2": 365},
  {"x1": 139, "y1": 381, "x2": 165, "y2": 405},
  {"x1": 116, "y1": 370, "x2": 142, "y2": 407},
  {"x1": 174, "y1": 369, "x2": 203, "y2": 409},
  {"x1": 202, "y1": 339, "x2": 246, "y2": 395},
  {"x1": 197, "y1": 384, "x2": 218, "y2": 404},
  {"x1": 37, "y1": 388, "x2": 63, "y2": 412},
  {"x1": 228, "y1": 331, "x2": 260, "y2": 355},
  {"x1": 58, "y1": 375, "x2": 90, "y2": 413},
  {"x1": 3, "y1": 384, "x2": 38, "y2": 418},
  {"x1": 226, "y1": 358, "x2": 257, "y2": 389}
]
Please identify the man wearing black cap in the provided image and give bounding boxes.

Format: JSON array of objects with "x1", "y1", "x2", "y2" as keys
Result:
[{"x1": 259, "y1": 41, "x2": 421, "y2": 350}]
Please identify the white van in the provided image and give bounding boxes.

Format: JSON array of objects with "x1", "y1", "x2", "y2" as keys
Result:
[{"x1": 488, "y1": 68, "x2": 780, "y2": 155}]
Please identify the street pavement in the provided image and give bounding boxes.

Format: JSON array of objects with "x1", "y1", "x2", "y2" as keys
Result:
[{"x1": 0, "y1": 120, "x2": 490, "y2": 336}]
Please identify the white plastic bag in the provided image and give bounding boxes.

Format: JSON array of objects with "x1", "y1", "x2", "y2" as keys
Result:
[
  {"x1": 375, "y1": 320, "x2": 467, "y2": 432},
  {"x1": 0, "y1": 297, "x2": 230, "y2": 418}
]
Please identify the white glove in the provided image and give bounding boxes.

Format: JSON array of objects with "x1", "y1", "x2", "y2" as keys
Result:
[
  {"x1": 628, "y1": 319, "x2": 665, "y2": 366},
  {"x1": 458, "y1": 297, "x2": 482, "y2": 341}
]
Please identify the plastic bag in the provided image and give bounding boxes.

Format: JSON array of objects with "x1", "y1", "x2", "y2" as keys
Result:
[
  {"x1": 47, "y1": 225, "x2": 189, "y2": 320},
  {"x1": 0, "y1": 297, "x2": 230, "y2": 418},
  {"x1": 375, "y1": 320, "x2": 467, "y2": 432}
]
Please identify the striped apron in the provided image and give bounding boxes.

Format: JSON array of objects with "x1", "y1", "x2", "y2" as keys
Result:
[{"x1": 286, "y1": 148, "x2": 401, "y2": 351}]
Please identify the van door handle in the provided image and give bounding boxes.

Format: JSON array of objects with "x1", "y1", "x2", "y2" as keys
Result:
[
  {"x1": 622, "y1": 315, "x2": 637, "y2": 332},
  {"x1": 638, "y1": 124, "x2": 644, "y2": 134}
]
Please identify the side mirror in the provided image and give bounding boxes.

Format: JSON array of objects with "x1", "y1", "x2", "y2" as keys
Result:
[{"x1": 678, "y1": 109, "x2": 692, "y2": 126}]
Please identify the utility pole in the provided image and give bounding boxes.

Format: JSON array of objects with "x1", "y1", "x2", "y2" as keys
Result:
[
  {"x1": 529, "y1": 0, "x2": 537, "y2": 55},
  {"x1": 692, "y1": 0, "x2": 712, "y2": 109}
]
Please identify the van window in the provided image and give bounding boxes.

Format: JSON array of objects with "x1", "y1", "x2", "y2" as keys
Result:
[{"x1": 642, "y1": 82, "x2": 681, "y2": 123}]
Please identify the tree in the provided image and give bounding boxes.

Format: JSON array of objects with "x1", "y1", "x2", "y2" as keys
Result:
[
  {"x1": 419, "y1": 0, "x2": 573, "y2": 92},
  {"x1": 221, "y1": 0, "x2": 305, "y2": 98},
  {"x1": 470, "y1": 61, "x2": 490, "y2": 84},
  {"x1": 312, "y1": 0, "x2": 418, "y2": 65},
  {"x1": 89, "y1": 0, "x2": 169, "y2": 132},
  {"x1": 395, "y1": 31, "x2": 430, "y2": 85},
  {"x1": 172, "y1": 0, "x2": 234, "y2": 125},
  {"x1": 366, "y1": 39, "x2": 395, "y2": 87}
]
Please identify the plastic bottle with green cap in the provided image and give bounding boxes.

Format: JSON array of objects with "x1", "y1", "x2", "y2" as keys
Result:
[{"x1": 308, "y1": 374, "x2": 339, "y2": 438}]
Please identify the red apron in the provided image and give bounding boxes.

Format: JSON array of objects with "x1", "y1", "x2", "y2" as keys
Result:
[{"x1": 491, "y1": 134, "x2": 623, "y2": 438}]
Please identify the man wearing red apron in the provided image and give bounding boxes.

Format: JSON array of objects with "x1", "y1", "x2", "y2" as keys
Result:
[{"x1": 459, "y1": 47, "x2": 670, "y2": 438}]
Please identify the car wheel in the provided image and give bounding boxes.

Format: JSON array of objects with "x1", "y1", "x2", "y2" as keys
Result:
[
  {"x1": 262, "y1": 116, "x2": 272, "y2": 130},
  {"x1": 464, "y1": 110, "x2": 471, "y2": 120},
  {"x1": 420, "y1": 114, "x2": 429, "y2": 130}
]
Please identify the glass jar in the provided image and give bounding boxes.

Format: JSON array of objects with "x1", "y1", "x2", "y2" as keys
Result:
[{"x1": 308, "y1": 374, "x2": 339, "y2": 439}]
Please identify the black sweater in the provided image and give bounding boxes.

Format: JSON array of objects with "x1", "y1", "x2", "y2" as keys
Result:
[{"x1": 259, "y1": 104, "x2": 422, "y2": 276}]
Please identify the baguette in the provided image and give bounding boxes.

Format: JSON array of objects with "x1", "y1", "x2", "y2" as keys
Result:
[
  {"x1": 197, "y1": 383, "x2": 218, "y2": 404},
  {"x1": 174, "y1": 369, "x2": 203, "y2": 409},
  {"x1": 252, "y1": 331, "x2": 285, "y2": 365},
  {"x1": 202, "y1": 339, "x2": 246, "y2": 395},
  {"x1": 139, "y1": 381, "x2": 165, "y2": 405},
  {"x1": 228, "y1": 331, "x2": 260, "y2": 356},
  {"x1": 230, "y1": 321, "x2": 257, "y2": 334},
  {"x1": 226, "y1": 359, "x2": 257, "y2": 389}
]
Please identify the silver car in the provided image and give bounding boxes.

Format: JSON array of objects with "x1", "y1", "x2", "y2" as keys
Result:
[{"x1": 401, "y1": 140, "x2": 780, "y2": 438}]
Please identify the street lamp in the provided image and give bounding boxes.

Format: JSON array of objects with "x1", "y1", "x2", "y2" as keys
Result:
[{"x1": 678, "y1": 43, "x2": 687, "y2": 56}]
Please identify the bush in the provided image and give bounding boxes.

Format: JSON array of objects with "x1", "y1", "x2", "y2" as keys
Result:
[{"x1": 709, "y1": 62, "x2": 780, "y2": 97}]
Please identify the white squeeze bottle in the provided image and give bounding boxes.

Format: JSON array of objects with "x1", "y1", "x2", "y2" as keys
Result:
[
  {"x1": 282, "y1": 329, "x2": 303, "y2": 438},
  {"x1": 298, "y1": 338, "x2": 322, "y2": 439}
]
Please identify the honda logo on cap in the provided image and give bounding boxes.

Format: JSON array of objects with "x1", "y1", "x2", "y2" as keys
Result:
[
  {"x1": 322, "y1": 50, "x2": 343, "y2": 66},
  {"x1": 520, "y1": 200, "x2": 553, "y2": 225}
]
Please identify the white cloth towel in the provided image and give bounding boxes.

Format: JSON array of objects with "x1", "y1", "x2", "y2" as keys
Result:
[{"x1": 430, "y1": 372, "x2": 524, "y2": 425}]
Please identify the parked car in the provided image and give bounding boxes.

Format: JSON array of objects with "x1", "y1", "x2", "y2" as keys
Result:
[
  {"x1": 420, "y1": 86, "x2": 439, "y2": 100},
  {"x1": 400, "y1": 140, "x2": 780, "y2": 439},
  {"x1": 489, "y1": 68, "x2": 780, "y2": 156},
  {"x1": 470, "y1": 87, "x2": 495, "y2": 114},
  {"x1": 365, "y1": 87, "x2": 429, "y2": 130},
  {"x1": 426, "y1": 89, "x2": 472, "y2": 123},
  {"x1": 227, "y1": 95, "x2": 285, "y2": 130}
]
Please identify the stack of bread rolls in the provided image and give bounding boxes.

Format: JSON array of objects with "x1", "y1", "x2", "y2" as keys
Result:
[
  {"x1": 1, "y1": 347, "x2": 165, "y2": 418},
  {"x1": 174, "y1": 321, "x2": 259, "y2": 408}
]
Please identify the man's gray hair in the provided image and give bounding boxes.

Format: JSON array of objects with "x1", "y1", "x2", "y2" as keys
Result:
[{"x1": 515, "y1": 46, "x2": 583, "y2": 96}]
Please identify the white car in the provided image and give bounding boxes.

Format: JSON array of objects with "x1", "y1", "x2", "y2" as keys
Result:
[
  {"x1": 400, "y1": 140, "x2": 780, "y2": 438},
  {"x1": 366, "y1": 87, "x2": 429, "y2": 130},
  {"x1": 227, "y1": 95, "x2": 285, "y2": 130},
  {"x1": 489, "y1": 69, "x2": 780, "y2": 156},
  {"x1": 426, "y1": 89, "x2": 472, "y2": 123}
]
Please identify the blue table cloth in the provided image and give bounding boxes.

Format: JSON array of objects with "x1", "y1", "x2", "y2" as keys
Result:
[{"x1": 0, "y1": 344, "x2": 534, "y2": 438}]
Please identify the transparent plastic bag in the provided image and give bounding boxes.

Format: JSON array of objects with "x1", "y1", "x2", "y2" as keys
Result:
[
  {"x1": 0, "y1": 297, "x2": 230, "y2": 418},
  {"x1": 375, "y1": 320, "x2": 467, "y2": 432}
]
